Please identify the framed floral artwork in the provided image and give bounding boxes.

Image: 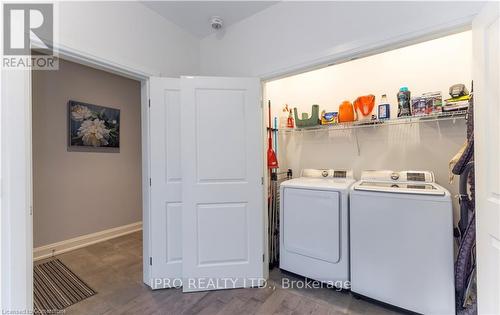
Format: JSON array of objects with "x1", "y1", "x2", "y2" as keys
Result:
[{"x1": 68, "y1": 100, "x2": 120, "y2": 152}]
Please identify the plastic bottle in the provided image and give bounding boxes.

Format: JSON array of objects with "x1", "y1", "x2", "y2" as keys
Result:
[
  {"x1": 287, "y1": 110, "x2": 294, "y2": 128},
  {"x1": 279, "y1": 104, "x2": 289, "y2": 128},
  {"x1": 378, "y1": 94, "x2": 391, "y2": 120},
  {"x1": 338, "y1": 101, "x2": 355, "y2": 123},
  {"x1": 397, "y1": 87, "x2": 411, "y2": 117},
  {"x1": 354, "y1": 95, "x2": 375, "y2": 121}
]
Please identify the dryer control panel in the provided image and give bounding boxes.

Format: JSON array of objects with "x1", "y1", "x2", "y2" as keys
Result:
[{"x1": 302, "y1": 169, "x2": 354, "y2": 179}]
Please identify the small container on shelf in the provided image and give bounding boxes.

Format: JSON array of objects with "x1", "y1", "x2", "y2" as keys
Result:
[
  {"x1": 423, "y1": 91, "x2": 443, "y2": 114},
  {"x1": 294, "y1": 105, "x2": 320, "y2": 127},
  {"x1": 287, "y1": 110, "x2": 295, "y2": 128},
  {"x1": 397, "y1": 87, "x2": 412, "y2": 117},
  {"x1": 338, "y1": 101, "x2": 355, "y2": 123},
  {"x1": 321, "y1": 110, "x2": 339, "y2": 125},
  {"x1": 377, "y1": 94, "x2": 391, "y2": 120},
  {"x1": 411, "y1": 97, "x2": 427, "y2": 116},
  {"x1": 354, "y1": 94, "x2": 376, "y2": 121},
  {"x1": 280, "y1": 104, "x2": 294, "y2": 129},
  {"x1": 412, "y1": 91, "x2": 443, "y2": 116}
]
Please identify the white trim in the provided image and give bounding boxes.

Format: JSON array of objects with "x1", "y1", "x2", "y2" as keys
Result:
[
  {"x1": 33, "y1": 222, "x2": 143, "y2": 261},
  {"x1": 141, "y1": 81, "x2": 152, "y2": 285},
  {"x1": 1, "y1": 69, "x2": 33, "y2": 313},
  {"x1": 1, "y1": 38, "x2": 151, "y2": 313},
  {"x1": 30, "y1": 37, "x2": 153, "y2": 81}
]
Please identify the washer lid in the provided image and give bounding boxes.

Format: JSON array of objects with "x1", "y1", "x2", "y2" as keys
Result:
[{"x1": 354, "y1": 181, "x2": 446, "y2": 196}]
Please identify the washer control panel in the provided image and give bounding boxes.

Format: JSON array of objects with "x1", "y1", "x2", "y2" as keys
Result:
[{"x1": 361, "y1": 170, "x2": 435, "y2": 183}]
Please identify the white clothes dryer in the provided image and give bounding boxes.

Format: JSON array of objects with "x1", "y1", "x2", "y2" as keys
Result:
[{"x1": 280, "y1": 169, "x2": 355, "y2": 287}]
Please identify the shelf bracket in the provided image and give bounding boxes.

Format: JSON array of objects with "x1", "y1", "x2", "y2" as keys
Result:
[
  {"x1": 436, "y1": 119, "x2": 442, "y2": 139},
  {"x1": 354, "y1": 129, "x2": 361, "y2": 156}
]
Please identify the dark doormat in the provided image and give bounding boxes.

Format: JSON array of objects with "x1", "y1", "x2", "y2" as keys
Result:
[{"x1": 34, "y1": 259, "x2": 96, "y2": 313}]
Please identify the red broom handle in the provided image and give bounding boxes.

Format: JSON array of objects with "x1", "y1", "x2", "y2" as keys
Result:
[{"x1": 268, "y1": 100, "x2": 272, "y2": 146}]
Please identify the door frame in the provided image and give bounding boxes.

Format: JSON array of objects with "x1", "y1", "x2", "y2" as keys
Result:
[
  {"x1": 1, "y1": 39, "x2": 151, "y2": 313},
  {"x1": 472, "y1": 2, "x2": 500, "y2": 313}
]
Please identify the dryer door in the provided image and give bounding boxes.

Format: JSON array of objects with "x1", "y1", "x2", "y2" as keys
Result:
[{"x1": 282, "y1": 188, "x2": 340, "y2": 263}]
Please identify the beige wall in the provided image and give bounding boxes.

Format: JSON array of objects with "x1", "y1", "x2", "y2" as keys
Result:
[{"x1": 32, "y1": 58, "x2": 142, "y2": 248}]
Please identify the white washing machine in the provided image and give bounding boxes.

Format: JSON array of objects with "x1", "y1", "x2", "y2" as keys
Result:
[
  {"x1": 280, "y1": 169, "x2": 355, "y2": 287},
  {"x1": 350, "y1": 170, "x2": 455, "y2": 315}
]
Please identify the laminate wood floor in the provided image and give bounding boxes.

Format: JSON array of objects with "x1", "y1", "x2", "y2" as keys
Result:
[{"x1": 44, "y1": 232, "x2": 403, "y2": 315}]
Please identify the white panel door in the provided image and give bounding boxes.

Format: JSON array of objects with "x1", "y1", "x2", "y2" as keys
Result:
[
  {"x1": 149, "y1": 77, "x2": 183, "y2": 289},
  {"x1": 473, "y1": 3, "x2": 500, "y2": 314},
  {"x1": 180, "y1": 76, "x2": 264, "y2": 292}
]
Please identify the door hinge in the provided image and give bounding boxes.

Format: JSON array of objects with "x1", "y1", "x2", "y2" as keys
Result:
[
  {"x1": 29, "y1": 205, "x2": 33, "y2": 216},
  {"x1": 149, "y1": 178, "x2": 151, "y2": 186},
  {"x1": 263, "y1": 254, "x2": 265, "y2": 262},
  {"x1": 261, "y1": 177, "x2": 264, "y2": 185},
  {"x1": 149, "y1": 257, "x2": 152, "y2": 265},
  {"x1": 149, "y1": 99, "x2": 151, "y2": 108}
]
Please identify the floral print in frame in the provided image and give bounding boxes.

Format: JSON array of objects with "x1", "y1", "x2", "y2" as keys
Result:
[{"x1": 68, "y1": 100, "x2": 120, "y2": 152}]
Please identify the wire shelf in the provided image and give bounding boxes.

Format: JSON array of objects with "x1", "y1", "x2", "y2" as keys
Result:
[{"x1": 279, "y1": 109, "x2": 468, "y2": 133}]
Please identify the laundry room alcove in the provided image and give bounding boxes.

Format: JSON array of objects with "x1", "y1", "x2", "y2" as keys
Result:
[{"x1": 264, "y1": 30, "x2": 472, "y2": 222}]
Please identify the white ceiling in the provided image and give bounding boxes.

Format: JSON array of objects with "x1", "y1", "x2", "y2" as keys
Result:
[{"x1": 142, "y1": 1, "x2": 278, "y2": 39}]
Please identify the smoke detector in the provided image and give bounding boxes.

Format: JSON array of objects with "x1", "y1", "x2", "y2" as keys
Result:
[{"x1": 210, "y1": 16, "x2": 223, "y2": 30}]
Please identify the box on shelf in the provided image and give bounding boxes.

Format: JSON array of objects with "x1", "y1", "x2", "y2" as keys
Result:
[
  {"x1": 321, "y1": 111, "x2": 339, "y2": 125},
  {"x1": 412, "y1": 92, "x2": 443, "y2": 116},
  {"x1": 443, "y1": 94, "x2": 470, "y2": 111}
]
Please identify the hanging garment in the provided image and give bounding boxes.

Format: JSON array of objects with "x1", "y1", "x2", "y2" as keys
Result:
[
  {"x1": 449, "y1": 142, "x2": 467, "y2": 184},
  {"x1": 453, "y1": 97, "x2": 475, "y2": 176},
  {"x1": 450, "y1": 91, "x2": 477, "y2": 315},
  {"x1": 455, "y1": 210, "x2": 476, "y2": 315}
]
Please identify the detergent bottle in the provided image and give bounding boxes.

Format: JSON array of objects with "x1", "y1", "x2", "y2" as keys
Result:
[
  {"x1": 279, "y1": 104, "x2": 289, "y2": 128},
  {"x1": 287, "y1": 110, "x2": 294, "y2": 128},
  {"x1": 397, "y1": 87, "x2": 412, "y2": 117},
  {"x1": 378, "y1": 94, "x2": 391, "y2": 120},
  {"x1": 338, "y1": 101, "x2": 355, "y2": 123},
  {"x1": 354, "y1": 95, "x2": 375, "y2": 121}
]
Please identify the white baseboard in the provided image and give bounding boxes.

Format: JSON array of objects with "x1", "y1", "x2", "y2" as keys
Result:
[{"x1": 33, "y1": 221, "x2": 142, "y2": 261}]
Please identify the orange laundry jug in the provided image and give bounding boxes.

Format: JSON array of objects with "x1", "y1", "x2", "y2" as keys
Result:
[
  {"x1": 354, "y1": 94, "x2": 376, "y2": 121},
  {"x1": 338, "y1": 101, "x2": 355, "y2": 122}
]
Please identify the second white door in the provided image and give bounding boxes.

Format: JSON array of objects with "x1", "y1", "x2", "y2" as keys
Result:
[
  {"x1": 150, "y1": 77, "x2": 183, "y2": 288},
  {"x1": 180, "y1": 76, "x2": 264, "y2": 292}
]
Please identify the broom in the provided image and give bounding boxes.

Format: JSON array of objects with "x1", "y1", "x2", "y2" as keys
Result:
[{"x1": 267, "y1": 100, "x2": 278, "y2": 169}]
